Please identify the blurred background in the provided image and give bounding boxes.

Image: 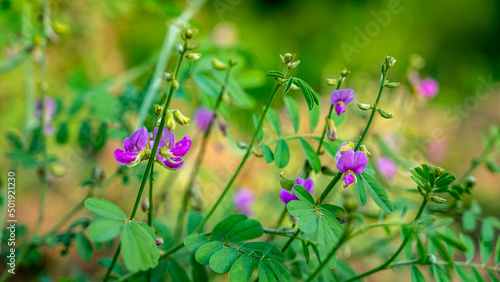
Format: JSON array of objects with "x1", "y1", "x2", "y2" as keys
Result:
[{"x1": 1, "y1": 0, "x2": 500, "y2": 280}]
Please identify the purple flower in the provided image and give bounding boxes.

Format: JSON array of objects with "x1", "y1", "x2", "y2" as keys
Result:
[
  {"x1": 376, "y1": 157, "x2": 397, "y2": 181},
  {"x1": 152, "y1": 126, "x2": 191, "y2": 170},
  {"x1": 194, "y1": 107, "x2": 214, "y2": 132},
  {"x1": 417, "y1": 78, "x2": 439, "y2": 99},
  {"x1": 234, "y1": 188, "x2": 255, "y2": 216},
  {"x1": 34, "y1": 97, "x2": 57, "y2": 135},
  {"x1": 331, "y1": 89, "x2": 355, "y2": 116},
  {"x1": 114, "y1": 126, "x2": 149, "y2": 166},
  {"x1": 336, "y1": 149, "x2": 368, "y2": 188},
  {"x1": 280, "y1": 178, "x2": 314, "y2": 205}
]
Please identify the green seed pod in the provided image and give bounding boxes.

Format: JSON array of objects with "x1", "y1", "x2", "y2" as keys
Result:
[
  {"x1": 211, "y1": 58, "x2": 227, "y2": 70},
  {"x1": 357, "y1": 103, "x2": 371, "y2": 111},
  {"x1": 166, "y1": 111, "x2": 176, "y2": 131},
  {"x1": 430, "y1": 196, "x2": 446, "y2": 203},
  {"x1": 326, "y1": 79, "x2": 338, "y2": 86},
  {"x1": 280, "y1": 172, "x2": 295, "y2": 190},
  {"x1": 385, "y1": 81, "x2": 401, "y2": 88},
  {"x1": 172, "y1": 109, "x2": 190, "y2": 126},
  {"x1": 49, "y1": 163, "x2": 66, "y2": 177},
  {"x1": 186, "y1": 53, "x2": 201, "y2": 61},
  {"x1": 377, "y1": 108, "x2": 394, "y2": 119}
]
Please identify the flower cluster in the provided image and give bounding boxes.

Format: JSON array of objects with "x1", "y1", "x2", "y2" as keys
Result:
[{"x1": 114, "y1": 126, "x2": 191, "y2": 170}]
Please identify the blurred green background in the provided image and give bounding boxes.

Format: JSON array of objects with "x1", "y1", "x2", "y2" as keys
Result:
[{"x1": 1, "y1": 0, "x2": 500, "y2": 280}]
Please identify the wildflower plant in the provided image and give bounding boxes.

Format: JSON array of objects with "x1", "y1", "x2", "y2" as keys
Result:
[{"x1": 2, "y1": 3, "x2": 500, "y2": 282}]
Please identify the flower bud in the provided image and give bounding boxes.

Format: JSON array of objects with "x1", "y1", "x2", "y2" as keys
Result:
[
  {"x1": 326, "y1": 79, "x2": 338, "y2": 86},
  {"x1": 229, "y1": 59, "x2": 237, "y2": 66},
  {"x1": 166, "y1": 111, "x2": 176, "y2": 131},
  {"x1": 141, "y1": 197, "x2": 150, "y2": 212},
  {"x1": 281, "y1": 53, "x2": 296, "y2": 65},
  {"x1": 430, "y1": 196, "x2": 446, "y2": 203},
  {"x1": 153, "y1": 104, "x2": 163, "y2": 117},
  {"x1": 49, "y1": 163, "x2": 66, "y2": 177},
  {"x1": 433, "y1": 166, "x2": 445, "y2": 177},
  {"x1": 176, "y1": 42, "x2": 184, "y2": 54},
  {"x1": 251, "y1": 149, "x2": 263, "y2": 157},
  {"x1": 357, "y1": 103, "x2": 371, "y2": 111},
  {"x1": 280, "y1": 172, "x2": 295, "y2": 190},
  {"x1": 172, "y1": 80, "x2": 179, "y2": 90},
  {"x1": 340, "y1": 69, "x2": 351, "y2": 78},
  {"x1": 187, "y1": 44, "x2": 200, "y2": 51},
  {"x1": 236, "y1": 141, "x2": 248, "y2": 150},
  {"x1": 39, "y1": 82, "x2": 49, "y2": 92},
  {"x1": 155, "y1": 237, "x2": 164, "y2": 246},
  {"x1": 172, "y1": 109, "x2": 190, "y2": 126},
  {"x1": 163, "y1": 72, "x2": 172, "y2": 81},
  {"x1": 426, "y1": 254, "x2": 437, "y2": 264},
  {"x1": 212, "y1": 58, "x2": 227, "y2": 70},
  {"x1": 181, "y1": 28, "x2": 195, "y2": 40},
  {"x1": 186, "y1": 53, "x2": 201, "y2": 61},
  {"x1": 340, "y1": 142, "x2": 355, "y2": 154},
  {"x1": 377, "y1": 108, "x2": 394, "y2": 119},
  {"x1": 218, "y1": 119, "x2": 228, "y2": 137},
  {"x1": 464, "y1": 176, "x2": 476, "y2": 191},
  {"x1": 92, "y1": 166, "x2": 105, "y2": 183},
  {"x1": 288, "y1": 60, "x2": 300, "y2": 69},
  {"x1": 385, "y1": 81, "x2": 401, "y2": 88},
  {"x1": 360, "y1": 145, "x2": 370, "y2": 158},
  {"x1": 53, "y1": 21, "x2": 70, "y2": 34},
  {"x1": 290, "y1": 83, "x2": 299, "y2": 90},
  {"x1": 381, "y1": 55, "x2": 396, "y2": 73},
  {"x1": 326, "y1": 118, "x2": 337, "y2": 141},
  {"x1": 417, "y1": 186, "x2": 426, "y2": 196}
]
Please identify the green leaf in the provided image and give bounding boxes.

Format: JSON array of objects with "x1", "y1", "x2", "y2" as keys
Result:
[
  {"x1": 274, "y1": 140, "x2": 290, "y2": 169},
  {"x1": 481, "y1": 217, "x2": 495, "y2": 243},
  {"x1": 297, "y1": 213, "x2": 319, "y2": 234},
  {"x1": 191, "y1": 254, "x2": 208, "y2": 282},
  {"x1": 411, "y1": 265, "x2": 425, "y2": 282},
  {"x1": 88, "y1": 219, "x2": 123, "y2": 242},
  {"x1": 488, "y1": 270, "x2": 500, "y2": 282},
  {"x1": 308, "y1": 103, "x2": 320, "y2": 133},
  {"x1": 56, "y1": 123, "x2": 69, "y2": 144},
  {"x1": 495, "y1": 236, "x2": 500, "y2": 266},
  {"x1": 480, "y1": 239, "x2": 493, "y2": 264},
  {"x1": 5, "y1": 131, "x2": 23, "y2": 149},
  {"x1": 258, "y1": 260, "x2": 277, "y2": 282},
  {"x1": 153, "y1": 220, "x2": 173, "y2": 250},
  {"x1": 167, "y1": 259, "x2": 190, "y2": 282},
  {"x1": 93, "y1": 122, "x2": 108, "y2": 151},
  {"x1": 320, "y1": 204, "x2": 346, "y2": 221},
  {"x1": 283, "y1": 78, "x2": 294, "y2": 96},
  {"x1": 227, "y1": 219, "x2": 264, "y2": 242},
  {"x1": 460, "y1": 233, "x2": 475, "y2": 262},
  {"x1": 75, "y1": 232, "x2": 93, "y2": 262},
  {"x1": 354, "y1": 176, "x2": 367, "y2": 206},
  {"x1": 253, "y1": 114, "x2": 264, "y2": 142},
  {"x1": 229, "y1": 254, "x2": 253, "y2": 282},
  {"x1": 240, "y1": 242, "x2": 285, "y2": 263},
  {"x1": 269, "y1": 260, "x2": 294, "y2": 282},
  {"x1": 266, "y1": 108, "x2": 281, "y2": 136},
  {"x1": 487, "y1": 160, "x2": 500, "y2": 173},
  {"x1": 212, "y1": 214, "x2": 248, "y2": 241},
  {"x1": 209, "y1": 247, "x2": 239, "y2": 273},
  {"x1": 262, "y1": 145, "x2": 274, "y2": 163},
  {"x1": 187, "y1": 211, "x2": 204, "y2": 235},
  {"x1": 300, "y1": 139, "x2": 321, "y2": 173},
  {"x1": 293, "y1": 185, "x2": 315, "y2": 205},
  {"x1": 472, "y1": 267, "x2": 486, "y2": 282},
  {"x1": 284, "y1": 96, "x2": 299, "y2": 133},
  {"x1": 287, "y1": 200, "x2": 315, "y2": 217},
  {"x1": 463, "y1": 211, "x2": 477, "y2": 232},
  {"x1": 121, "y1": 221, "x2": 160, "y2": 272},
  {"x1": 455, "y1": 266, "x2": 473, "y2": 282},
  {"x1": 78, "y1": 120, "x2": 93, "y2": 150},
  {"x1": 265, "y1": 70, "x2": 285, "y2": 79},
  {"x1": 322, "y1": 141, "x2": 341, "y2": 159},
  {"x1": 317, "y1": 216, "x2": 338, "y2": 269},
  {"x1": 432, "y1": 264, "x2": 451, "y2": 282},
  {"x1": 184, "y1": 234, "x2": 209, "y2": 252},
  {"x1": 84, "y1": 198, "x2": 127, "y2": 221},
  {"x1": 295, "y1": 78, "x2": 319, "y2": 110},
  {"x1": 361, "y1": 173, "x2": 393, "y2": 214},
  {"x1": 195, "y1": 241, "x2": 224, "y2": 265}
]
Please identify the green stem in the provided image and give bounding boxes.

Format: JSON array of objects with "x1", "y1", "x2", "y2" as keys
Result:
[
  {"x1": 103, "y1": 245, "x2": 121, "y2": 280},
  {"x1": 317, "y1": 172, "x2": 343, "y2": 205},
  {"x1": 348, "y1": 222, "x2": 402, "y2": 240},
  {"x1": 193, "y1": 78, "x2": 285, "y2": 233},
  {"x1": 354, "y1": 71, "x2": 388, "y2": 151},
  {"x1": 174, "y1": 63, "x2": 233, "y2": 241},
  {"x1": 22, "y1": 2, "x2": 35, "y2": 143},
  {"x1": 147, "y1": 164, "x2": 154, "y2": 282},
  {"x1": 263, "y1": 228, "x2": 317, "y2": 245},
  {"x1": 253, "y1": 134, "x2": 321, "y2": 149},
  {"x1": 103, "y1": 48, "x2": 186, "y2": 282},
  {"x1": 458, "y1": 130, "x2": 499, "y2": 183},
  {"x1": 342, "y1": 196, "x2": 429, "y2": 282}
]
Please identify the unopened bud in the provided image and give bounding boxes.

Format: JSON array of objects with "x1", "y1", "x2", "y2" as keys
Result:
[
  {"x1": 141, "y1": 197, "x2": 150, "y2": 212},
  {"x1": 163, "y1": 72, "x2": 172, "y2": 81},
  {"x1": 360, "y1": 145, "x2": 370, "y2": 158},
  {"x1": 92, "y1": 166, "x2": 105, "y2": 183},
  {"x1": 377, "y1": 108, "x2": 394, "y2": 119},
  {"x1": 430, "y1": 196, "x2": 446, "y2": 203},
  {"x1": 229, "y1": 59, "x2": 237, "y2": 66},
  {"x1": 176, "y1": 42, "x2": 184, "y2": 54},
  {"x1": 212, "y1": 58, "x2": 227, "y2": 70},
  {"x1": 417, "y1": 186, "x2": 426, "y2": 196},
  {"x1": 281, "y1": 53, "x2": 295, "y2": 65},
  {"x1": 340, "y1": 142, "x2": 355, "y2": 154},
  {"x1": 288, "y1": 60, "x2": 300, "y2": 69},
  {"x1": 49, "y1": 163, "x2": 66, "y2": 177},
  {"x1": 181, "y1": 28, "x2": 195, "y2": 40},
  {"x1": 153, "y1": 104, "x2": 163, "y2": 117},
  {"x1": 433, "y1": 166, "x2": 445, "y2": 177},
  {"x1": 326, "y1": 118, "x2": 337, "y2": 141},
  {"x1": 426, "y1": 254, "x2": 437, "y2": 264},
  {"x1": 218, "y1": 119, "x2": 228, "y2": 137},
  {"x1": 340, "y1": 69, "x2": 350, "y2": 78},
  {"x1": 53, "y1": 21, "x2": 70, "y2": 34},
  {"x1": 155, "y1": 237, "x2": 164, "y2": 246},
  {"x1": 187, "y1": 44, "x2": 200, "y2": 51},
  {"x1": 172, "y1": 80, "x2": 179, "y2": 90},
  {"x1": 236, "y1": 141, "x2": 248, "y2": 150},
  {"x1": 280, "y1": 172, "x2": 295, "y2": 190},
  {"x1": 172, "y1": 109, "x2": 190, "y2": 126},
  {"x1": 166, "y1": 111, "x2": 176, "y2": 131},
  {"x1": 326, "y1": 79, "x2": 338, "y2": 86},
  {"x1": 39, "y1": 82, "x2": 49, "y2": 92},
  {"x1": 381, "y1": 55, "x2": 397, "y2": 73},
  {"x1": 385, "y1": 81, "x2": 401, "y2": 88},
  {"x1": 464, "y1": 176, "x2": 476, "y2": 191},
  {"x1": 290, "y1": 83, "x2": 299, "y2": 90},
  {"x1": 186, "y1": 53, "x2": 201, "y2": 61},
  {"x1": 357, "y1": 103, "x2": 371, "y2": 111},
  {"x1": 251, "y1": 149, "x2": 263, "y2": 157}
]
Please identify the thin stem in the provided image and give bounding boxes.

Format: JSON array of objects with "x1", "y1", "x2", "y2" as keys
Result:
[
  {"x1": 22, "y1": 2, "x2": 35, "y2": 143},
  {"x1": 458, "y1": 130, "x2": 499, "y2": 183},
  {"x1": 174, "y1": 63, "x2": 233, "y2": 241},
  {"x1": 348, "y1": 222, "x2": 403, "y2": 240},
  {"x1": 281, "y1": 229, "x2": 299, "y2": 252},
  {"x1": 263, "y1": 228, "x2": 317, "y2": 245},
  {"x1": 147, "y1": 164, "x2": 154, "y2": 282},
  {"x1": 104, "y1": 47, "x2": 186, "y2": 282},
  {"x1": 253, "y1": 134, "x2": 321, "y2": 149},
  {"x1": 103, "y1": 245, "x2": 121, "y2": 280},
  {"x1": 317, "y1": 172, "x2": 342, "y2": 204},
  {"x1": 354, "y1": 71, "x2": 388, "y2": 151},
  {"x1": 194, "y1": 78, "x2": 285, "y2": 233}
]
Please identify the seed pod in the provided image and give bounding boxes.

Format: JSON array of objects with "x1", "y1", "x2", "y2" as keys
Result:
[
  {"x1": 326, "y1": 79, "x2": 338, "y2": 86},
  {"x1": 357, "y1": 103, "x2": 371, "y2": 111},
  {"x1": 377, "y1": 108, "x2": 394, "y2": 119},
  {"x1": 385, "y1": 81, "x2": 401, "y2": 88},
  {"x1": 430, "y1": 196, "x2": 446, "y2": 203},
  {"x1": 49, "y1": 163, "x2": 66, "y2": 177},
  {"x1": 326, "y1": 118, "x2": 337, "y2": 141},
  {"x1": 280, "y1": 172, "x2": 295, "y2": 190},
  {"x1": 211, "y1": 58, "x2": 227, "y2": 70},
  {"x1": 186, "y1": 53, "x2": 201, "y2": 61}
]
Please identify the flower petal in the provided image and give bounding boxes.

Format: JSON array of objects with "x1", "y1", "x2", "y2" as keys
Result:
[
  {"x1": 340, "y1": 89, "x2": 355, "y2": 104},
  {"x1": 125, "y1": 126, "x2": 149, "y2": 152},
  {"x1": 114, "y1": 149, "x2": 139, "y2": 166},
  {"x1": 280, "y1": 189, "x2": 298, "y2": 205},
  {"x1": 343, "y1": 173, "x2": 356, "y2": 188},
  {"x1": 351, "y1": 151, "x2": 368, "y2": 175},
  {"x1": 335, "y1": 142, "x2": 347, "y2": 164},
  {"x1": 303, "y1": 178, "x2": 314, "y2": 194},
  {"x1": 157, "y1": 155, "x2": 184, "y2": 170},
  {"x1": 194, "y1": 107, "x2": 214, "y2": 132},
  {"x1": 170, "y1": 135, "x2": 191, "y2": 157},
  {"x1": 336, "y1": 149, "x2": 354, "y2": 173},
  {"x1": 335, "y1": 103, "x2": 346, "y2": 116},
  {"x1": 294, "y1": 177, "x2": 305, "y2": 187}
]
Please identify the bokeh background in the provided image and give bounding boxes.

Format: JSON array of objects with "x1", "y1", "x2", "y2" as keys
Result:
[{"x1": 1, "y1": 0, "x2": 500, "y2": 280}]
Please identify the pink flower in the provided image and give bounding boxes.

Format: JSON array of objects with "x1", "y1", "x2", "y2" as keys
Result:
[
  {"x1": 336, "y1": 149, "x2": 368, "y2": 188},
  {"x1": 280, "y1": 178, "x2": 314, "y2": 205},
  {"x1": 193, "y1": 107, "x2": 214, "y2": 132},
  {"x1": 331, "y1": 89, "x2": 355, "y2": 116},
  {"x1": 417, "y1": 78, "x2": 439, "y2": 99},
  {"x1": 234, "y1": 188, "x2": 255, "y2": 216},
  {"x1": 376, "y1": 157, "x2": 397, "y2": 181}
]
